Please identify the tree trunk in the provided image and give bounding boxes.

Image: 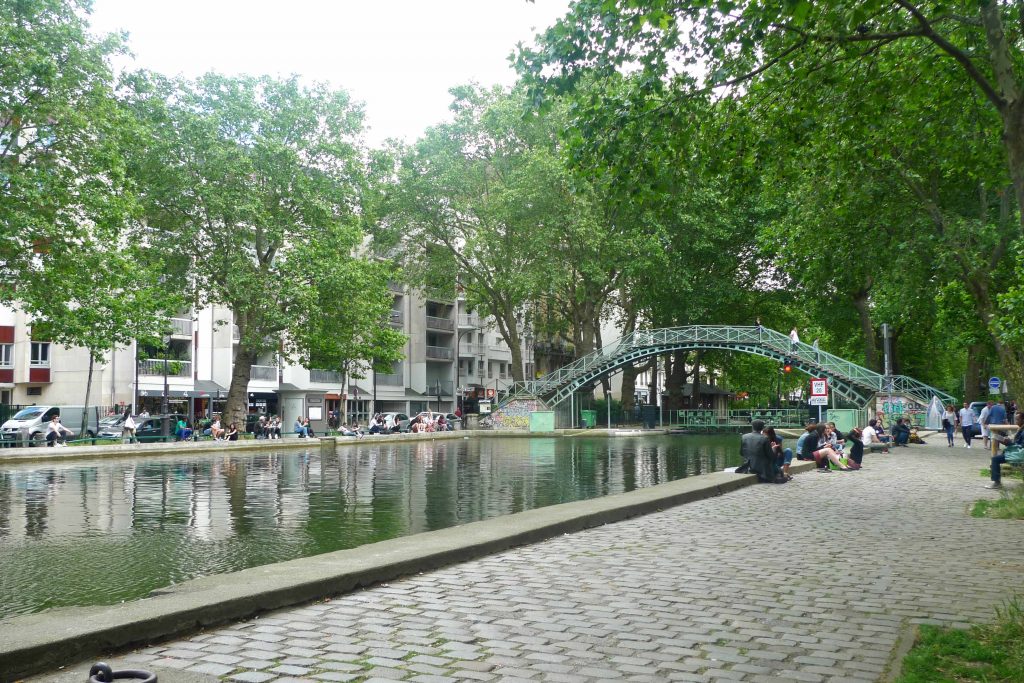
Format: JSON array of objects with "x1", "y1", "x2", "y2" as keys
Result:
[
  {"x1": 693, "y1": 351, "x2": 703, "y2": 408},
  {"x1": 965, "y1": 344, "x2": 984, "y2": 402},
  {"x1": 851, "y1": 282, "x2": 879, "y2": 371},
  {"x1": 226, "y1": 347, "x2": 256, "y2": 429},
  {"x1": 81, "y1": 355, "x2": 94, "y2": 439},
  {"x1": 665, "y1": 350, "x2": 688, "y2": 411}
]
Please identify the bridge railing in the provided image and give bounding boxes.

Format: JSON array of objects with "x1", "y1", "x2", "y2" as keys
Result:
[{"x1": 502, "y1": 326, "x2": 955, "y2": 409}]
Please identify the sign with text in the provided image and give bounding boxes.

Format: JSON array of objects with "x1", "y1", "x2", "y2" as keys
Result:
[{"x1": 809, "y1": 377, "x2": 828, "y2": 406}]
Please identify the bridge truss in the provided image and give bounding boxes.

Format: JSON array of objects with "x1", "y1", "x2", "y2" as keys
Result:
[{"x1": 507, "y1": 326, "x2": 956, "y2": 410}]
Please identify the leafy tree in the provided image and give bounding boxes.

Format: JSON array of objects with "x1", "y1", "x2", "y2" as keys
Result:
[
  {"x1": 125, "y1": 72, "x2": 404, "y2": 427},
  {"x1": 381, "y1": 85, "x2": 599, "y2": 379},
  {"x1": 1, "y1": 0, "x2": 184, "y2": 430}
]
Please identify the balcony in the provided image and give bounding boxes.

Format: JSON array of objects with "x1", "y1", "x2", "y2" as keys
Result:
[
  {"x1": 169, "y1": 318, "x2": 193, "y2": 337},
  {"x1": 426, "y1": 346, "x2": 454, "y2": 361},
  {"x1": 387, "y1": 281, "x2": 404, "y2": 294},
  {"x1": 310, "y1": 369, "x2": 342, "y2": 384},
  {"x1": 425, "y1": 315, "x2": 455, "y2": 332},
  {"x1": 424, "y1": 380, "x2": 454, "y2": 396},
  {"x1": 139, "y1": 359, "x2": 192, "y2": 378},
  {"x1": 250, "y1": 365, "x2": 278, "y2": 381},
  {"x1": 458, "y1": 313, "x2": 481, "y2": 329},
  {"x1": 460, "y1": 343, "x2": 486, "y2": 356},
  {"x1": 376, "y1": 373, "x2": 404, "y2": 386}
]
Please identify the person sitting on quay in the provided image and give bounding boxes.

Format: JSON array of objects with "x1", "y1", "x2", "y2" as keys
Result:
[
  {"x1": 845, "y1": 428, "x2": 864, "y2": 469},
  {"x1": 294, "y1": 416, "x2": 308, "y2": 438},
  {"x1": 795, "y1": 422, "x2": 817, "y2": 461},
  {"x1": 303, "y1": 417, "x2": 316, "y2": 437},
  {"x1": 985, "y1": 410, "x2": 1024, "y2": 489},
  {"x1": 892, "y1": 418, "x2": 911, "y2": 447},
  {"x1": 46, "y1": 414, "x2": 72, "y2": 447},
  {"x1": 825, "y1": 422, "x2": 845, "y2": 454},
  {"x1": 740, "y1": 419, "x2": 786, "y2": 483},
  {"x1": 225, "y1": 422, "x2": 239, "y2": 441},
  {"x1": 175, "y1": 417, "x2": 192, "y2": 441},
  {"x1": 763, "y1": 426, "x2": 793, "y2": 481},
  {"x1": 862, "y1": 419, "x2": 889, "y2": 454},
  {"x1": 267, "y1": 416, "x2": 281, "y2": 439},
  {"x1": 802, "y1": 423, "x2": 851, "y2": 471}
]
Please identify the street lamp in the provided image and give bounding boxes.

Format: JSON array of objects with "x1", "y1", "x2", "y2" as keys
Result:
[{"x1": 161, "y1": 335, "x2": 170, "y2": 439}]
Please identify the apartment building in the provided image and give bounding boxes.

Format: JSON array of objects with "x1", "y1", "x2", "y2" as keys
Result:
[{"x1": 0, "y1": 289, "x2": 537, "y2": 430}]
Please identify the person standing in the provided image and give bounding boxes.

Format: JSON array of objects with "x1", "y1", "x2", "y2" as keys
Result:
[
  {"x1": 122, "y1": 410, "x2": 137, "y2": 445},
  {"x1": 979, "y1": 400, "x2": 993, "y2": 449},
  {"x1": 789, "y1": 327, "x2": 800, "y2": 350},
  {"x1": 958, "y1": 401, "x2": 976, "y2": 448},
  {"x1": 942, "y1": 404, "x2": 957, "y2": 447}
]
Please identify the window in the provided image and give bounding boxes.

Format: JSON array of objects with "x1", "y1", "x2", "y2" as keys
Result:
[
  {"x1": 0, "y1": 344, "x2": 11, "y2": 367},
  {"x1": 477, "y1": 360, "x2": 484, "y2": 375},
  {"x1": 30, "y1": 342, "x2": 49, "y2": 367},
  {"x1": 487, "y1": 362, "x2": 494, "y2": 379},
  {"x1": 499, "y1": 362, "x2": 505, "y2": 378},
  {"x1": 27, "y1": 387, "x2": 42, "y2": 396},
  {"x1": 477, "y1": 332, "x2": 484, "y2": 345}
]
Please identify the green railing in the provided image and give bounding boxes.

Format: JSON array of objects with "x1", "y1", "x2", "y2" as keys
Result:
[
  {"x1": 674, "y1": 409, "x2": 810, "y2": 429},
  {"x1": 502, "y1": 326, "x2": 956, "y2": 411}
]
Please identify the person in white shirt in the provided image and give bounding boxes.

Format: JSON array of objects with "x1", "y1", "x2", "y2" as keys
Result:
[
  {"x1": 979, "y1": 400, "x2": 993, "y2": 449},
  {"x1": 958, "y1": 401, "x2": 976, "y2": 448},
  {"x1": 861, "y1": 419, "x2": 889, "y2": 453},
  {"x1": 45, "y1": 415, "x2": 71, "y2": 447}
]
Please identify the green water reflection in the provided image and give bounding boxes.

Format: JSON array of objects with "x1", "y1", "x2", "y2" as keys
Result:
[{"x1": 0, "y1": 434, "x2": 740, "y2": 619}]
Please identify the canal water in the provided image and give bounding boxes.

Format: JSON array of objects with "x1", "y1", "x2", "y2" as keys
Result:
[{"x1": 0, "y1": 434, "x2": 740, "y2": 619}]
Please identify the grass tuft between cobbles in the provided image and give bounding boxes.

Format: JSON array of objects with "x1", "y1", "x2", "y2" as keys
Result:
[{"x1": 897, "y1": 600, "x2": 1024, "y2": 682}]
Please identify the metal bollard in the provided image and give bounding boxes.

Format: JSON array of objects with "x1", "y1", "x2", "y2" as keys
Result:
[{"x1": 88, "y1": 662, "x2": 157, "y2": 683}]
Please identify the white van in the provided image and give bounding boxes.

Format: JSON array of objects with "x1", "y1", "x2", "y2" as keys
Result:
[{"x1": 0, "y1": 405, "x2": 100, "y2": 446}]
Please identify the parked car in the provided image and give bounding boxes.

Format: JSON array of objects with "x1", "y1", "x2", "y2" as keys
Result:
[
  {"x1": 97, "y1": 414, "x2": 186, "y2": 441},
  {"x1": 0, "y1": 405, "x2": 99, "y2": 446},
  {"x1": 379, "y1": 412, "x2": 410, "y2": 433}
]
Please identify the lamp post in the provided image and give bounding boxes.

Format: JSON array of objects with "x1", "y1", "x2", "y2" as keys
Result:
[{"x1": 161, "y1": 335, "x2": 170, "y2": 439}]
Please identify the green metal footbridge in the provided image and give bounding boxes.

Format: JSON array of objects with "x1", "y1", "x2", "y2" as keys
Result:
[{"x1": 506, "y1": 326, "x2": 955, "y2": 409}]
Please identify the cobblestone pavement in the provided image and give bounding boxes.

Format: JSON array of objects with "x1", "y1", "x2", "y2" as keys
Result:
[{"x1": 53, "y1": 441, "x2": 1024, "y2": 682}]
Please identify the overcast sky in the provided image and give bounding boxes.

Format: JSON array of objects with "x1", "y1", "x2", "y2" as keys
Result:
[{"x1": 88, "y1": 0, "x2": 571, "y2": 145}]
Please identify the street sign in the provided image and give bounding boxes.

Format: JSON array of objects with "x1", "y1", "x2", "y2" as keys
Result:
[
  {"x1": 809, "y1": 377, "x2": 828, "y2": 406},
  {"x1": 989, "y1": 377, "x2": 1001, "y2": 393}
]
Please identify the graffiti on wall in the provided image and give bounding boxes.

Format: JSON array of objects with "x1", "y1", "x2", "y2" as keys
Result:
[{"x1": 490, "y1": 398, "x2": 545, "y2": 431}]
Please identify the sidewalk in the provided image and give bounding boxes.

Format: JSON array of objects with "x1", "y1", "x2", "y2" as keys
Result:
[{"x1": 27, "y1": 438, "x2": 1023, "y2": 683}]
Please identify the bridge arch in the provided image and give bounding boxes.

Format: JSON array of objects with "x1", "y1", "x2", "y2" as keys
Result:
[{"x1": 510, "y1": 326, "x2": 955, "y2": 410}]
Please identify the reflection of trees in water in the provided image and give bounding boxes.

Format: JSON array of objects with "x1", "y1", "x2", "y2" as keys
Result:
[
  {"x1": 1, "y1": 435, "x2": 741, "y2": 616},
  {"x1": 0, "y1": 472, "x2": 11, "y2": 536}
]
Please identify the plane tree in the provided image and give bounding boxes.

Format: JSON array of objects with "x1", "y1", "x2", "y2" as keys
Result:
[{"x1": 124, "y1": 72, "x2": 404, "y2": 427}]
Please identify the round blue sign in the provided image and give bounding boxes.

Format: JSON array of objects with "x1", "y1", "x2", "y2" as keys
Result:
[{"x1": 989, "y1": 376, "x2": 1001, "y2": 391}]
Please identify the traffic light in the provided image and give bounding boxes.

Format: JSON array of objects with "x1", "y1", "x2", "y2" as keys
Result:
[{"x1": 783, "y1": 360, "x2": 792, "y2": 373}]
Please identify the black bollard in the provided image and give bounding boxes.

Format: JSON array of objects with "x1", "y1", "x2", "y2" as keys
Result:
[{"x1": 88, "y1": 662, "x2": 157, "y2": 683}]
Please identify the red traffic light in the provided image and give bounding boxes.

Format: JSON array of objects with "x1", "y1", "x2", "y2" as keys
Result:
[{"x1": 783, "y1": 363, "x2": 792, "y2": 373}]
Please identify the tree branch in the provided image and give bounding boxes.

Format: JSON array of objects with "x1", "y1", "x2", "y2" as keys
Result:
[{"x1": 894, "y1": 0, "x2": 1006, "y2": 110}]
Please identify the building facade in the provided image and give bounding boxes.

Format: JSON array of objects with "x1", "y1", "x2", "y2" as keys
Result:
[{"x1": 0, "y1": 288, "x2": 536, "y2": 431}]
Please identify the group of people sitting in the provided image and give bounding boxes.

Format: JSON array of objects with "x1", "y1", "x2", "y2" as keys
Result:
[{"x1": 740, "y1": 416, "x2": 908, "y2": 483}]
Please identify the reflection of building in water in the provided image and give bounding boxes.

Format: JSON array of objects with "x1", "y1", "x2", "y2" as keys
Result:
[
  {"x1": 1, "y1": 466, "x2": 140, "y2": 542},
  {"x1": 186, "y1": 461, "x2": 232, "y2": 541}
]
